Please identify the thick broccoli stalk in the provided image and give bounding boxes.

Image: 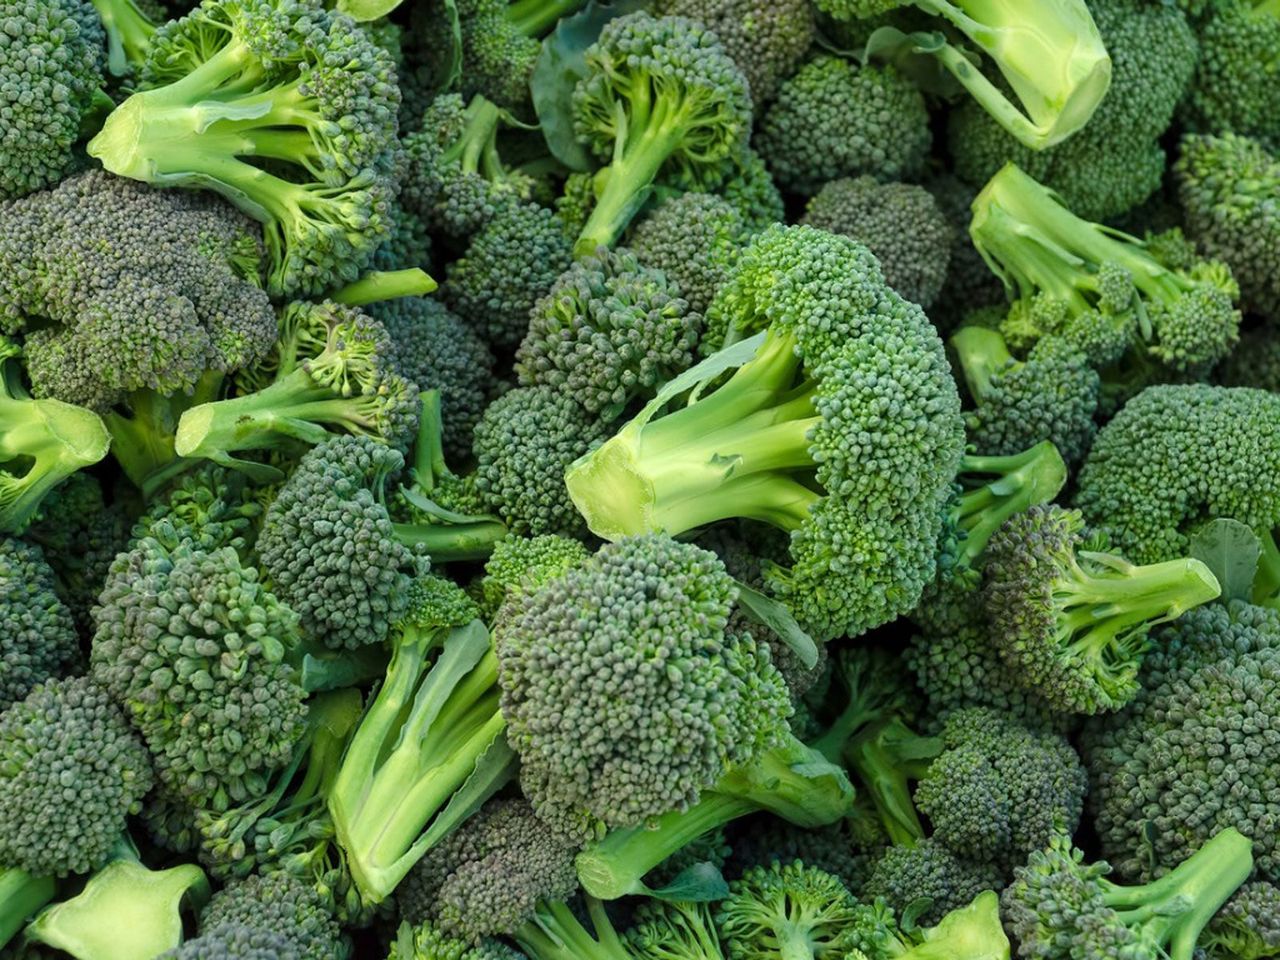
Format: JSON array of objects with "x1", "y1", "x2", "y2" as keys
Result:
[
  {"x1": 0, "y1": 339, "x2": 110, "y2": 535},
  {"x1": 90, "y1": 0, "x2": 156, "y2": 75},
  {"x1": 1001, "y1": 829, "x2": 1253, "y2": 960},
  {"x1": 570, "y1": 12, "x2": 753, "y2": 256},
  {"x1": 875, "y1": 891, "x2": 1010, "y2": 960},
  {"x1": 0, "y1": 868, "x2": 56, "y2": 951},
  {"x1": 88, "y1": 0, "x2": 402, "y2": 296}
]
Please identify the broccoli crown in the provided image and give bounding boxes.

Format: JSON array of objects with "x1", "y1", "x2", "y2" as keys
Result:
[
  {"x1": 494, "y1": 534, "x2": 791, "y2": 839},
  {"x1": 757, "y1": 56, "x2": 930, "y2": 195},
  {"x1": 629, "y1": 192, "x2": 750, "y2": 316},
  {"x1": 716, "y1": 860, "x2": 863, "y2": 960},
  {"x1": 0, "y1": 0, "x2": 103, "y2": 200},
  {"x1": 258, "y1": 435, "x2": 428, "y2": 651},
  {"x1": 996, "y1": 286, "x2": 1136, "y2": 370},
  {"x1": 0, "y1": 170, "x2": 274, "y2": 410},
  {"x1": 371, "y1": 296, "x2": 495, "y2": 463},
  {"x1": 802, "y1": 177, "x2": 951, "y2": 310},
  {"x1": 1202, "y1": 880, "x2": 1280, "y2": 960},
  {"x1": 91, "y1": 0, "x2": 402, "y2": 297},
  {"x1": 653, "y1": 0, "x2": 814, "y2": 105},
  {"x1": 515, "y1": 247, "x2": 703, "y2": 420},
  {"x1": 395, "y1": 797, "x2": 579, "y2": 940},
  {"x1": 199, "y1": 872, "x2": 346, "y2": 960},
  {"x1": 1082, "y1": 601, "x2": 1280, "y2": 883},
  {"x1": 726, "y1": 817, "x2": 881, "y2": 894},
  {"x1": 0, "y1": 676, "x2": 152, "y2": 876},
  {"x1": 91, "y1": 526, "x2": 307, "y2": 809},
  {"x1": 135, "y1": 464, "x2": 264, "y2": 556},
  {"x1": 1217, "y1": 325, "x2": 1280, "y2": 391},
  {"x1": 1181, "y1": 1, "x2": 1280, "y2": 148},
  {"x1": 1000, "y1": 829, "x2": 1253, "y2": 960},
  {"x1": 863, "y1": 838, "x2": 1006, "y2": 928},
  {"x1": 1075, "y1": 385, "x2": 1280, "y2": 564},
  {"x1": 717, "y1": 147, "x2": 786, "y2": 234},
  {"x1": 1176, "y1": 132, "x2": 1280, "y2": 321},
  {"x1": 444, "y1": 201, "x2": 573, "y2": 350},
  {"x1": 472, "y1": 386, "x2": 608, "y2": 538},
  {"x1": 456, "y1": 0, "x2": 540, "y2": 109},
  {"x1": 479, "y1": 534, "x2": 591, "y2": 618},
  {"x1": 983, "y1": 503, "x2": 1222, "y2": 714},
  {"x1": 950, "y1": 0, "x2": 1197, "y2": 222},
  {"x1": 0, "y1": 537, "x2": 80, "y2": 711},
  {"x1": 161, "y1": 925, "x2": 307, "y2": 960}
]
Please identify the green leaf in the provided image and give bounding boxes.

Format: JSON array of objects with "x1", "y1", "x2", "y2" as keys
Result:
[
  {"x1": 864, "y1": 27, "x2": 966, "y2": 98},
  {"x1": 734, "y1": 580, "x2": 818, "y2": 670},
  {"x1": 642, "y1": 862, "x2": 730, "y2": 903},
  {"x1": 336, "y1": 0, "x2": 404, "y2": 21},
  {"x1": 531, "y1": 0, "x2": 649, "y2": 171},
  {"x1": 1190, "y1": 518, "x2": 1260, "y2": 602}
]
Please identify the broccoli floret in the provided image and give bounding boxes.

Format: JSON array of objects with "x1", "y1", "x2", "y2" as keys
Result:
[
  {"x1": 133, "y1": 462, "x2": 263, "y2": 553},
  {"x1": 801, "y1": 177, "x2": 952, "y2": 310},
  {"x1": 1202, "y1": 881, "x2": 1280, "y2": 960},
  {"x1": 1001, "y1": 829, "x2": 1253, "y2": 960},
  {"x1": 88, "y1": 0, "x2": 402, "y2": 297},
  {"x1": 567, "y1": 225, "x2": 965, "y2": 643},
  {"x1": 756, "y1": 56, "x2": 930, "y2": 195},
  {"x1": 160, "y1": 924, "x2": 308, "y2": 960},
  {"x1": 983, "y1": 504, "x2": 1221, "y2": 714},
  {"x1": 716, "y1": 148, "x2": 785, "y2": 233},
  {"x1": 388, "y1": 919, "x2": 526, "y2": 960},
  {"x1": 515, "y1": 248, "x2": 703, "y2": 420},
  {"x1": 0, "y1": 677, "x2": 152, "y2": 876},
  {"x1": 725, "y1": 817, "x2": 881, "y2": 894},
  {"x1": 0, "y1": 538, "x2": 80, "y2": 711},
  {"x1": 1176, "y1": 133, "x2": 1280, "y2": 321},
  {"x1": 89, "y1": 0, "x2": 157, "y2": 75},
  {"x1": 1074, "y1": 385, "x2": 1280, "y2": 564},
  {"x1": 716, "y1": 861, "x2": 864, "y2": 960},
  {"x1": 0, "y1": 0, "x2": 104, "y2": 200},
  {"x1": 198, "y1": 872, "x2": 346, "y2": 960},
  {"x1": 627, "y1": 899, "x2": 725, "y2": 960},
  {"x1": 570, "y1": 12, "x2": 753, "y2": 255},
  {"x1": 478, "y1": 534, "x2": 591, "y2": 618},
  {"x1": 653, "y1": 0, "x2": 814, "y2": 106},
  {"x1": 864, "y1": 839, "x2": 1006, "y2": 928},
  {"x1": 629, "y1": 193, "x2": 750, "y2": 316},
  {"x1": 1181, "y1": 1, "x2": 1280, "y2": 148},
  {"x1": 473, "y1": 386, "x2": 608, "y2": 537},
  {"x1": 373, "y1": 200, "x2": 435, "y2": 275},
  {"x1": 1082, "y1": 601, "x2": 1280, "y2": 882},
  {"x1": 971, "y1": 163, "x2": 1242, "y2": 378},
  {"x1": 950, "y1": 0, "x2": 1197, "y2": 222},
  {"x1": 852, "y1": 891, "x2": 1011, "y2": 960}
]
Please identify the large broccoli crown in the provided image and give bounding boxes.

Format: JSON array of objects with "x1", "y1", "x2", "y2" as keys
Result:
[
  {"x1": 199, "y1": 872, "x2": 346, "y2": 960},
  {"x1": 716, "y1": 860, "x2": 864, "y2": 960},
  {"x1": 1181, "y1": 1, "x2": 1280, "y2": 148},
  {"x1": 1075, "y1": 385, "x2": 1280, "y2": 564},
  {"x1": 1176, "y1": 132, "x2": 1280, "y2": 321},
  {"x1": 1082, "y1": 600, "x2": 1280, "y2": 883},
  {"x1": 0, "y1": 170, "x2": 274, "y2": 410},
  {"x1": 629, "y1": 192, "x2": 750, "y2": 316},
  {"x1": 0, "y1": 676, "x2": 153, "y2": 876},
  {"x1": 0, "y1": 0, "x2": 103, "y2": 200},
  {"x1": 0, "y1": 537, "x2": 80, "y2": 710},
  {"x1": 864, "y1": 837, "x2": 1005, "y2": 928},
  {"x1": 494, "y1": 534, "x2": 791, "y2": 839},
  {"x1": 90, "y1": 0, "x2": 402, "y2": 297},
  {"x1": 757, "y1": 55, "x2": 930, "y2": 195},
  {"x1": 91, "y1": 525, "x2": 307, "y2": 810},
  {"x1": 258, "y1": 435, "x2": 428, "y2": 651},
  {"x1": 515, "y1": 247, "x2": 703, "y2": 420},
  {"x1": 801, "y1": 177, "x2": 952, "y2": 310}
]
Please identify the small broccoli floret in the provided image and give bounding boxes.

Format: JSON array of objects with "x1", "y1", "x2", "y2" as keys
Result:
[
  {"x1": 1202, "y1": 881, "x2": 1280, "y2": 960},
  {"x1": 726, "y1": 817, "x2": 881, "y2": 894},
  {"x1": 1082, "y1": 601, "x2": 1280, "y2": 883},
  {"x1": 629, "y1": 193, "x2": 750, "y2": 316},
  {"x1": 757, "y1": 56, "x2": 930, "y2": 195},
  {"x1": 802, "y1": 177, "x2": 952, "y2": 310},
  {"x1": 198, "y1": 872, "x2": 346, "y2": 960},
  {"x1": 983, "y1": 504, "x2": 1221, "y2": 714},
  {"x1": 133, "y1": 463, "x2": 263, "y2": 553},
  {"x1": 478, "y1": 535, "x2": 591, "y2": 618},
  {"x1": 454, "y1": 0, "x2": 558, "y2": 110},
  {"x1": 627, "y1": 899, "x2": 725, "y2": 960},
  {"x1": 864, "y1": 839, "x2": 1006, "y2": 928},
  {"x1": 716, "y1": 861, "x2": 864, "y2": 960},
  {"x1": 570, "y1": 12, "x2": 753, "y2": 255},
  {"x1": 1176, "y1": 132, "x2": 1280, "y2": 321},
  {"x1": 88, "y1": 0, "x2": 402, "y2": 297},
  {"x1": 1001, "y1": 829, "x2": 1253, "y2": 960},
  {"x1": 717, "y1": 148, "x2": 786, "y2": 233},
  {"x1": 0, "y1": 677, "x2": 152, "y2": 877},
  {"x1": 473, "y1": 386, "x2": 608, "y2": 538},
  {"x1": 0, "y1": 0, "x2": 104, "y2": 200},
  {"x1": 160, "y1": 924, "x2": 307, "y2": 960},
  {"x1": 0, "y1": 538, "x2": 79, "y2": 712},
  {"x1": 1075, "y1": 385, "x2": 1280, "y2": 564},
  {"x1": 373, "y1": 200, "x2": 435, "y2": 275},
  {"x1": 515, "y1": 248, "x2": 702, "y2": 420},
  {"x1": 1181, "y1": 1, "x2": 1280, "y2": 148}
]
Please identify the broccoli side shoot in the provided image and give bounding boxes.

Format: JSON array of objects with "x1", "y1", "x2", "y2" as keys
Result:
[
  {"x1": 715, "y1": 861, "x2": 866, "y2": 960},
  {"x1": 90, "y1": 0, "x2": 157, "y2": 76}
]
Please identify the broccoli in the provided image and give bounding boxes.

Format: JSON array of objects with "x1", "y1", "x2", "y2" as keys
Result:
[
  {"x1": 725, "y1": 817, "x2": 881, "y2": 895},
  {"x1": 1176, "y1": 132, "x2": 1280, "y2": 321},
  {"x1": 197, "y1": 872, "x2": 347, "y2": 960},
  {"x1": 983, "y1": 504, "x2": 1222, "y2": 714},
  {"x1": 566, "y1": 225, "x2": 965, "y2": 643},
  {"x1": 756, "y1": 56, "x2": 930, "y2": 195},
  {"x1": 801, "y1": 177, "x2": 952, "y2": 310},
  {"x1": 1181, "y1": 1, "x2": 1280, "y2": 148},
  {"x1": 1074, "y1": 385, "x2": 1280, "y2": 565},
  {"x1": 0, "y1": 538, "x2": 80, "y2": 711},
  {"x1": 160, "y1": 924, "x2": 309, "y2": 960},
  {"x1": 0, "y1": 0, "x2": 105, "y2": 200},
  {"x1": 848, "y1": 891, "x2": 1011, "y2": 960},
  {"x1": 1001, "y1": 829, "x2": 1253, "y2": 960},
  {"x1": 716, "y1": 148, "x2": 786, "y2": 233},
  {"x1": 627, "y1": 900, "x2": 726, "y2": 960},
  {"x1": 90, "y1": 0, "x2": 157, "y2": 75},
  {"x1": 372, "y1": 200, "x2": 435, "y2": 275},
  {"x1": 629, "y1": 193, "x2": 750, "y2": 316},
  {"x1": 1217, "y1": 325, "x2": 1280, "y2": 391},
  {"x1": 949, "y1": 0, "x2": 1198, "y2": 222},
  {"x1": 0, "y1": 676, "x2": 152, "y2": 877},
  {"x1": 1082, "y1": 601, "x2": 1280, "y2": 883},
  {"x1": 515, "y1": 247, "x2": 703, "y2": 420},
  {"x1": 864, "y1": 839, "x2": 1006, "y2": 928},
  {"x1": 715, "y1": 861, "x2": 866, "y2": 960},
  {"x1": 477, "y1": 534, "x2": 590, "y2": 618},
  {"x1": 88, "y1": 0, "x2": 402, "y2": 297},
  {"x1": 569, "y1": 12, "x2": 753, "y2": 256},
  {"x1": 971, "y1": 163, "x2": 1242, "y2": 378},
  {"x1": 0, "y1": 868, "x2": 57, "y2": 951},
  {"x1": 949, "y1": 328, "x2": 1099, "y2": 465},
  {"x1": 388, "y1": 920, "x2": 526, "y2": 960},
  {"x1": 1201, "y1": 881, "x2": 1280, "y2": 960},
  {"x1": 926, "y1": 175, "x2": 1011, "y2": 331}
]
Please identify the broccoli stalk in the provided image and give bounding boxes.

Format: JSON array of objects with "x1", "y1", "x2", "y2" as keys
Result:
[
  {"x1": 0, "y1": 868, "x2": 56, "y2": 950},
  {"x1": 893, "y1": 891, "x2": 1010, "y2": 960},
  {"x1": 506, "y1": 0, "x2": 589, "y2": 37},
  {"x1": 514, "y1": 897, "x2": 632, "y2": 960},
  {"x1": 103, "y1": 372, "x2": 221, "y2": 499},
  {"x1": 0, "y1": 339, "x2": 110, "y2": 535},
  {"x1": 574, "y1": 736, "x2": 855, "y2": 900},
  {"x1": 89, "y1": 0, "x2": 157, "y2": 76},
  {"x1": 331, "y1": 269, "x2": 438, "y2": 308}
]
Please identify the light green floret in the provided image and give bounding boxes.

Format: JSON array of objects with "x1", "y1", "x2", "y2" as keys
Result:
[
  {"x1": 478, "y1": 535, "x2": 590, "y2": 618},
  {"x1": 1181, "y1": 0, "x2": 1280, "y2": 148},
  {"x1": 629, "y1": 193, "x2": 750, "y2": 316},
  {"x1": 716, "y1": 861, "x2": 865, "y2": 960}
]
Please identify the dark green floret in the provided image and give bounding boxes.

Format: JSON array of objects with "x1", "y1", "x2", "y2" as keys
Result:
[
  {"x1": 160, "y1": 924, "x2": 308, "y2": 960},
  {"x1": 0, "y1": 676, "x2": 152, "y2": 877},
  {"x1": 717, "y1": 148, "x2": 786, "y2": 233},
  {"x1": 715, "y1": 861, "x2": 864, "y2": 960},
  {"x1": 1181, "y1": 0, "x2": 1280, "y2": 148},
  {"x1": 478, "y1": 534, "x2": 590, "y2": 618},
  {"x1": 0, "y1": 538, "x2": 80, "y2": 711},
  {"x1": 198, "y1": 872, "x2": 346, "y2": 960},
  {"x1": 864, "y1": 839, "x2": 1005, "y2": 928},
  {"x1": 629, "y1": 193, "x2": 750, "y2": 316}
]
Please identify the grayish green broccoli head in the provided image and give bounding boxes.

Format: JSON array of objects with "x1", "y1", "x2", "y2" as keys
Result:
[
  {"x1": 1202, "y1": 880, "x2": 1280, "y2": 960},
  {"x1": 198, "y1": 872, "x2": 347, "y2": 960},
  {"x1": 864, "y1": 838, "x2": 1005, "y2": 928},
  {"x1": 0, "y1": 537, "x2": 80, "y2": 711},
  {"x1": 629, "y1": 192, "x2": 750, "y2": 316}
]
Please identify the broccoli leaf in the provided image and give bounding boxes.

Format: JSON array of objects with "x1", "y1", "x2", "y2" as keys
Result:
[{"x1": 1191, "y1": 519, "x2": 1260, "y2": 603}]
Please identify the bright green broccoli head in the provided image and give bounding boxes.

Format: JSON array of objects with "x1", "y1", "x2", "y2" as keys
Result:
[
  {"x1": 479, "y1": 534, "x2": 590, "y2": 618},
  {"x1": 0, "y1": 676, "x2": 153, "y2": 877},
  {"x1": 629, "y1": 192, "x2": 750, "y2": 316},
  {"x1": 716, "y1": 860, "x2": 863, "y2": 960},
  {"x1": 0, "y1": 537, "x2": 80, "y2": 711},
  {"x1": 199, "y1": 872, "x2": 346, "y2": 960},
  {"x1": 1181, "y1": 1, "x2": 1280, "y2": 148}
]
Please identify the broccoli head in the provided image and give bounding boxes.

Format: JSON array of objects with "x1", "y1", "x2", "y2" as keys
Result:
[
  {"x1": 0, "y1": 537, "x2": 80, "y2": 712},
  {"x1": 864, "y1": 839, "x2": 1006, "y2": 928},
  {"x1": 197, "y1": 872, "x2": 346, "y2": 960},
  {"x1": 1181, "y1": 1, "x2": 1280, "y2": 148},
  {"x1": 160, "y1": 924, "x2": 309, "y2": 960},
  {"x1": 629, "y1": 192, "x2": 750, "y2": 316},
  {"x1": 478, "y1": 534, "x2": 590, "y2": 618}
]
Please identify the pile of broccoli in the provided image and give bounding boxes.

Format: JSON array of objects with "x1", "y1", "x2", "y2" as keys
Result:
[{"x1": 1, "y1": 0, "x2": 1278, "y2": 956}]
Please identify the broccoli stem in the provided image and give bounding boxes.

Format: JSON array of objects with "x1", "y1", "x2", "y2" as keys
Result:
[
  {"x1": 515, "y1": 898, "x2": 631, "y2": 960},
  {"x1": 89, "y1": 0, "x2": 156, "y2": 77},
  {"x1": 0, "y1": 867, "x2": 56, "y2": 949},
  {"x1": 843, "y1": 717, "x2": 938, "y2": 848},
  {"x1": 332, "y1": 269, "x2": 437, "y2": 307},
  {"x1": 950, "y1": 325, "x2": 1016, "y2": 402},
  {"x1": 392, "y1": 521, "x2": 510, "y2": 562},
  {"x1": 104, "y1": 374, "x2": 220, "y2": 498},
  {"x1": 1253, "y1": 526, "x2": 1280, "y2": 609},
  {"x1": 506, "y1": 0, "x2": 589, "y2": 37},
  {"x1": 952, "y1": 442, "x2": 1068, "y2": 567}
]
